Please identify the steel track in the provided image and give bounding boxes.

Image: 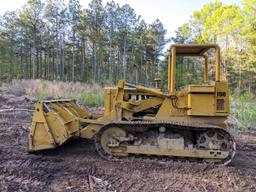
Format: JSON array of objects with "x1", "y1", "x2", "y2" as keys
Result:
[{"x1": 94, "y1": 120, "x2": 236, "y2": 166}]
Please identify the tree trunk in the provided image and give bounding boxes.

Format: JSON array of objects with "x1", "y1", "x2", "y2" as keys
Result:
[
  {"x1": 108, "y1": 26, "x2": 113, "y2": 82},
  {"x1": 72, "y1": 47, "x2": 75, "y2": 82},
  {"x1": 56, "y1": 43, "x2": 59, "y2": 80},
  {"x1": 52, "y1": 48, "x2": 55, "y2": 80},
  {"x1": 29, "y1": 48, "x2": 32, "y2": 79},
  {"x1": 81, "y1": 39, "x2": 85, "y2": 81},
  {"x1": 67, "y1": 57, "x2": 70, "y2": 81},
  {"x1": 39, "y1": 49, "x2": 43, "y2": 79},
  {"x1": 25, "y1": 43, "x2": 29, "y2": 79},
  {"x1": 122, "y1": 35, "x2": 127, "y2": 80},
  {"x1": 93, "y1": 42, "x2": 97, "y2": 82},
  {"x1": 32, "y1": 35, "x2": 36, "y2": 79},
  {"x1": 20, "y1": 50, "x2": 23, "y2": 79},
  {"x1": 10, "y1": 45, "x2": 14, "y2": 80},
  {"x1": 44, "y1": 51, "x2": 47, "y2": 79},
  {"x1": 60, "y1": 31, "x2": 64, "y2": 81},
  {"x1": 36, "y1": 49, "x2": 39, "y2": 79},
  {"x1": 238, "y1": 55, "x2": 242, "y2": 94},
  {"x1": 62, "y1": 44, "x2": 65, "y2": 81}
]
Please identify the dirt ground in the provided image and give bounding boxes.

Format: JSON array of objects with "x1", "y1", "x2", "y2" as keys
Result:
[{"x1": 0, "y1": 94, "x2": 255, "y2": 192}]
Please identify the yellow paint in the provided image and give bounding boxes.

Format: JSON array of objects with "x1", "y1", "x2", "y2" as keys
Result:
[{"x1": 29, "y1": 44, "x2": 230, "y2": 153}]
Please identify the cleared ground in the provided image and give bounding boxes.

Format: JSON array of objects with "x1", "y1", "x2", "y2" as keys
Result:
[{"x1": 0, "y1": 95, "x2": 255, "y2": 192}]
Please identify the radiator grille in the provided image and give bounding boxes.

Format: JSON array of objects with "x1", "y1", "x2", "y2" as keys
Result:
[{"x1": 217, "y1": 99, "x2": 224, "y2": 111}]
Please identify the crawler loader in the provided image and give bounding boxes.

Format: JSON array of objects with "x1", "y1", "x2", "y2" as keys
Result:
[{"x1": 29, "y1": 44, "x2": 236, "y2": 165}]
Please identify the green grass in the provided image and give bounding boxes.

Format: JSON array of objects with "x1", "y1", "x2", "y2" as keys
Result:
[
  {"x1": 231, "y1": 93, "x2": 256, "y2": 129},
  {"x1": 31, "y1": 90, "x2": 104, "y2": 107},
  {"x1": 78, "y1": 92, "x2": 104, "y2": 107}
]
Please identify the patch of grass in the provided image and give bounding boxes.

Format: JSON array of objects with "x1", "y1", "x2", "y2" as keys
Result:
[
  {"x1": 0, "y1": 79, "x2": 104, "y2": 107},
  {"x1": 78, "y1": 92, "x2": 104, "y2": 107},
  {"x1": 231, "y1": 93, "x2": 256, "y2": 129}
]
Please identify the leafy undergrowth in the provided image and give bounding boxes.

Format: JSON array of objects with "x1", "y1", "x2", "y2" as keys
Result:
[
  {"x1": 231, "y1": 93, "x2": 256, "y2": 130},
  {"x1": 0, "y1": 79, "x2": 104, "y2": 107}
]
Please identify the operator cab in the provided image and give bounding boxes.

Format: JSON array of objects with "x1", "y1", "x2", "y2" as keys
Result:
[{"x1": 168, "y1": 44, "x2": 229, "y2": 116}]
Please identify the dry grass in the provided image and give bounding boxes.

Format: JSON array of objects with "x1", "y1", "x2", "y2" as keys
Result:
[{"x1": 0, "y1": 79, "x2": 104, "y2": 107}]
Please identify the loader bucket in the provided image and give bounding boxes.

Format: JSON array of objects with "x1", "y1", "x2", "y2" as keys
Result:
[{"x1": 29, "y1": 99, "x2": 91, "y2": 152}]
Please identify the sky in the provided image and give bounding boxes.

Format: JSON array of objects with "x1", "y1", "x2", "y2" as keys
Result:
[{"x1": 0, "y1": 0, "x2": 242, "y2": 38}]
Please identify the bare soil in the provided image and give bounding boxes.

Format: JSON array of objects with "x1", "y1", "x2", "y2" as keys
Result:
[{"x1": 0, "y1": 95, "x2": 255, "y2": 192}]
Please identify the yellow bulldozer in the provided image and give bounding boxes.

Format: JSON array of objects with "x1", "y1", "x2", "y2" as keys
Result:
[{"x1": 29, "y1": 44, "x2": 236, "y2": 165}]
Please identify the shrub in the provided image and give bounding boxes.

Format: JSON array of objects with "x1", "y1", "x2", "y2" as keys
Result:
[{"x1": 231, "y1": 93, "x2": 256, "y2": 129}]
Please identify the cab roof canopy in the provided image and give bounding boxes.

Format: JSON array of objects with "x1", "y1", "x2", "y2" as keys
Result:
[{"x1": 171, "y1": 44, "x2": 218, "y2": 56}]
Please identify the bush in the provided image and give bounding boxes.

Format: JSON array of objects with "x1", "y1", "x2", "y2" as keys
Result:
[{"x1": 231, "y1": 93, "x2": 256, "y2": 129}]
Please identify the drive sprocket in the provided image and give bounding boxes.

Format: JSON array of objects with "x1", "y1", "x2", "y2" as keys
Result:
[{"x1": 95, "y1": 126, "x2": 128, "y2": 160}]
